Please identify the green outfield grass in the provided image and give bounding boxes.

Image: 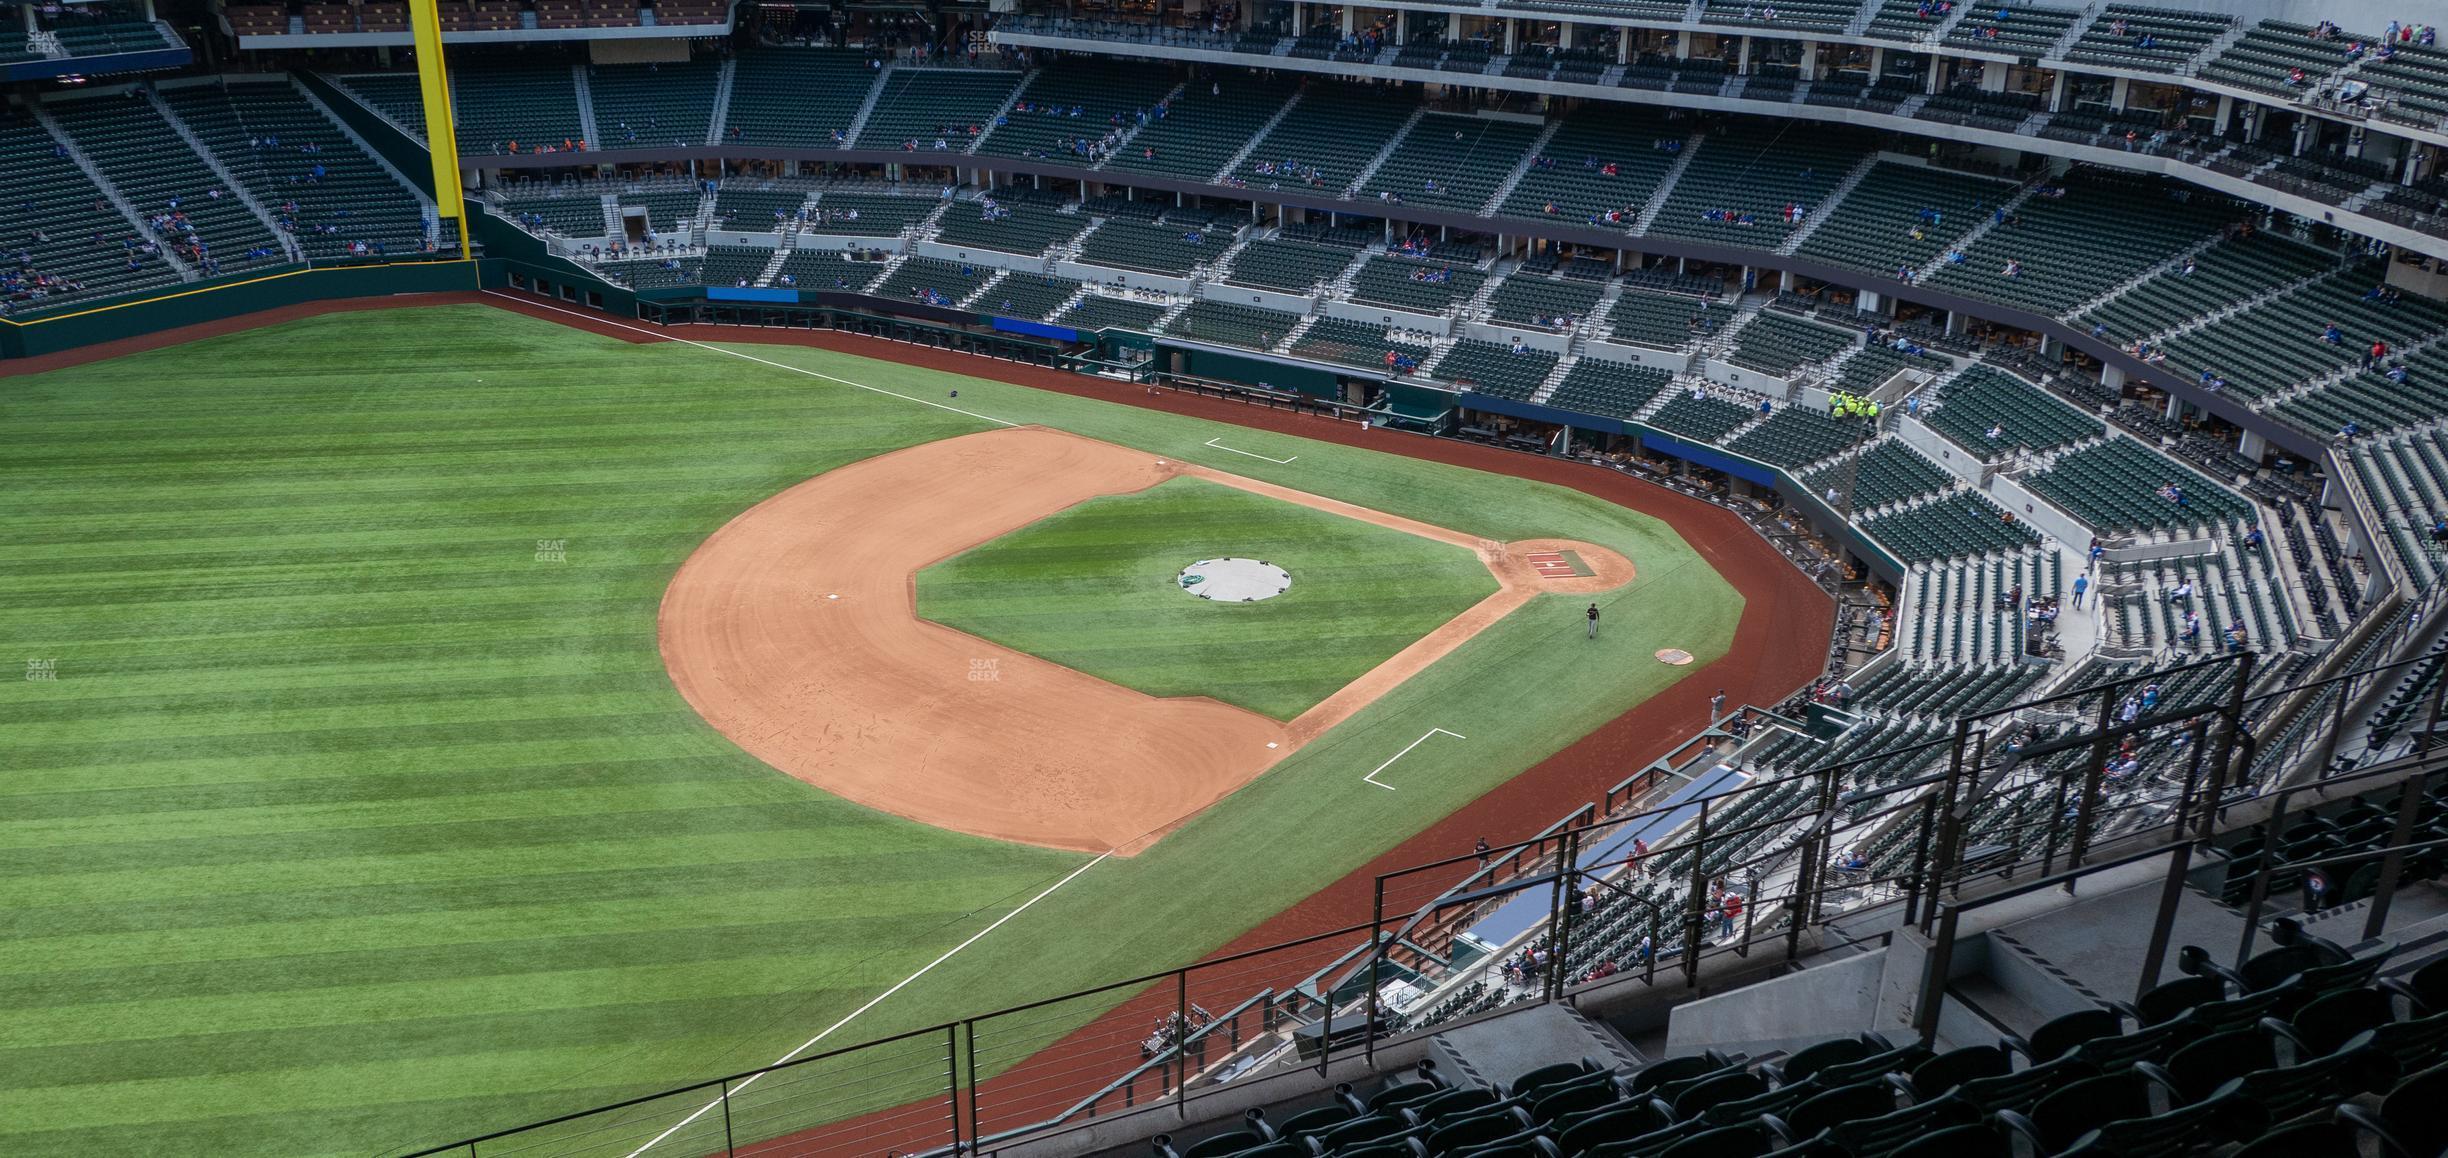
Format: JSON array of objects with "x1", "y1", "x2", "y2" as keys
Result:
[
  {"x1": 0, "y1": 305, "x2": 1741, "y2": 1157},
  {"x1": 917, "y1": 477, "x2": 1499, "y2": 719}
]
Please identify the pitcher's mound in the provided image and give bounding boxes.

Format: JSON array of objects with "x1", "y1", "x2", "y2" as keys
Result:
[
  {"x1": 1178, "y1": 557, "x2": 1291, "y2": 602},
  {"x1": 1656, "y1": 648, "x2": 1697, "y2": 665}
]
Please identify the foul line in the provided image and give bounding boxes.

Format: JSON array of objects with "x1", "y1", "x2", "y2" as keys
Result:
[
  {"x1": 1203, "y1": 437, "x2": 1297, "y2": 464},
  {"x1": 624, "y1": 852, "x2": 1111, "y2": 1157},
  {"x1": 1362, "y1": 728, "x2": 1467, "y2": 791},
  {"x1": 484, "y1": 291, "x2": 1022, "y2": 429}
]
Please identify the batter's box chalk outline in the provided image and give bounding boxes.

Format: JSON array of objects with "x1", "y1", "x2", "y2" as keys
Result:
[
  {"x1": 1363, "y1": 727, "x2": 1468, "y2": 791},
  {"x1": 1203, "y1": 437, "x2": 1297, "y2": 464}
]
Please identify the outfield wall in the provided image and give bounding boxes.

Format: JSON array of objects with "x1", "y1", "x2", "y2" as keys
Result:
[{"x1": 0, "y1": 261, "x2": 486, "y2": 361}]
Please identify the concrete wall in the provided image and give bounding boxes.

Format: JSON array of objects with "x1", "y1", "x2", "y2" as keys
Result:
[
  {"x1": 1702, "y1": 358, "x2": 1796, "y2": 400},
  {"x1": 1896, "y1": 416, "x2": 1989, "y2": 489},
  {"x1": 1201, "y1": 283, "x2": 1319, "y2": 314},
  {"x1": 1663, "y1": 948, "x2": 1888, "y2": 1059},
  {"x1": 1987, "y1": 472, "x2": 2092, "y2": 551},
  {"x1": 1054, "y1": 260, "x2": 1193, "y2": 296},
  {"x1": 1322, "y1": 297, "x2": 1453, "y2": 337},
  {"x1": 1582, "y1": 340, "x2": 1693, "y2": 374},
  {"x1": 920, "y1": 241, "x2": 1047, "y2": 275},
  {"x1": 1464, "y1": 320, "x2": 1573, "y2": 355}
]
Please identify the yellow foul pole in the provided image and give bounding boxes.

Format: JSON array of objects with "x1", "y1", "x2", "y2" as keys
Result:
[{"x1": 405, "y1": 0, "x2": 471, "y2": 258}]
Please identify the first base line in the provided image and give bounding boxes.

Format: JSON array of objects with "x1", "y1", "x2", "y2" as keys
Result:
[
  {"x1": 1363, "y1": 728, "x2": 1467, "y2": 791},
  {"x1": 1204, "y1": 437, "x2": 1297, "y2": 464}
]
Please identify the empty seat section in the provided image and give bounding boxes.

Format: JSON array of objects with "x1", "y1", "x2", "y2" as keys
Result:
[
  {"x1": 1288, "y1": 317, "x2": 1432, "y2": 370},
  {"x1": 975, "y1": 59, "x2": 1179, "y2": 162},
  {"x1": 47, "y1": 93, "x2": 287, "y2": 275},
  {"x1": 852, "y1": 68, "x2": 1022, "y2": 151},
  {"x1": 451, "y1": 61, "x2": 584, "y2": 153},
  {"x1": 1224, "y1": 239, "x2": 1355, "y2": 293},
  {"x1": 0, "y1": 117, "x2": 185, "y2": 310},
  {"x1": 1102, "y1": 79, "x2": 1297, "y2": 181},
  {"x1": 1234, "y1": 85, "x2": 1415, "y2": 194},
  {"x1": 2061, "y1": 5, "x2": 2233, "y2": 71},
  {"x1": 1729, "y1": 312, "x2": 1854, "y2": 375},
  {"x1": 773, "y1": 248, "x2": 887, "y2": 292},
  {"x1": 1348, "y1": 256, "x2": 1485, "y2": 315},
  {"x1": 1795, "y1": 162, "x2": 2015, "y2": 277},
  {"x1": 1923, "y1": 170, "x2": 2236, "y2": 315},
  {"x1": 2199, "y1": 21, "x2": 2370, "y2": 94},
  {"x1": 1357, "y1": 113, "x2": 1545, "y2": 211},
  {"x1": 1922, "y1": 366, "x2": 2104, "y2": 460},
  {"x1": 162, "y1": 82, "x2": 432, "y2": 260},
  {"x1": 1077, "y1": 218, "x2": 1228, "y2": 276},
  {"x1": 1485, "y1": 275, "x2": 1603, "y2": 329},
  {"x1": 1431, "y1": 339, "x2": 1559, "y2": 400},
  {"x1": 1648, "y1": 390, "x2": 1755, "y2": 441},
  {"x1": 1058, "y1": 294, "x2": 1168, "y2": 332},
  {"x1": 589, "y1": 59, "x2": 721, "y2": 148},
  {"x1": 1806, "y1": 441, "x2": 1955, "y2": 510},
  {"x1": 1166, "y1": 300, "x2": 1304, "y2": 351},
  {"x1": 972, "y1": 273, "x2": 1080, "y2": 320},
  {"x1": 1647, "y1": 121, "x2": 1877, "y2": 249},
  {"x1": 725, "y1": 49, "x2": 877, "y2": 148},
  {"x1": 1496, "y1": 108, "x2": 1683, "y2": 229},
  {"x1": 1865, "y1": 491, "x2": 2042, "y2": 562},
  {"x1": 1546, "y1": 359, "x2": 1673, "y2": 419},
  {"x1": 2024, "y1": 438, "x2": 2253, "y2": 534},
  {"x1": 934, "y1": 201, "x2": 1086, "y2": 256},
  {"x1": 1607, "y1": 290, "x2": 1728, "y2": 349},
  {"x1": 1943, "y1": 3, "x2": 2082, "y2": 54},
  {"x1": 802, "y1": 193, "x2": 936, "y2": 236}
]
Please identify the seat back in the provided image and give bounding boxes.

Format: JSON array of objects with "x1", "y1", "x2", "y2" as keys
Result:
[
  {"x1": 1904, "y1": 1045, "x2": 2010, "y2": 1099},
  {"x1": 2159, "y1": 1028, "x2": 2279, "y2": 1103},
  {"x1": 2287, "y1": 986, "x2": 2395, "y2": 1057},
  {"x1": 2378, "y1": 1060, "x2": 2448, "y2": 1158},
  {"x1": 1555, "y1": 1103, "x2": 1673, "y2": 1155},
  {"x1": 1653, "y1": 1123, "x2": 1785, "y2": 1158},
  {"x1": 2133, "y1": 974, "x2": 2226, "y2": 1027},
  {"x1": 1782, "y1": 1081, "x2": 1900, "y2": 1136},
  {"x1": 2063, "y1": 1016, "x2": 2190, "y2": 1072},
  {"x1": 2026, "y1": 1071, "x2": 2156, "y2": 1153},
  {"x1": 1885, "y1": 1123, "x2": 2013, "y2": 1158},
  {"x1": 2077, "y1": 1092, "x2": 2229, "y2": 1156},
  {"x1": 2027, "y1": 1007, "x2": 2124, "y2": 1061},
  {"x1": 1951, "y1": 1054, "x2": 2098, "y2": 1116},
  {"x1": 1779, "y1": 1036, "x2": 1878, "y2": 1084},
  {"x1": 1811, "y1": 1042, "x2": 1931, "y2": 1088},
  {"x1": 1512, "y1": 1060, "x2": 1600, "y2": 1098},
  {"x1": 1668, "y1": 1071, "x2": 1768, "y2": 1119},
  {"x1": 1826, "y1": 1094, "x2": 1981, "y2": 1158}
]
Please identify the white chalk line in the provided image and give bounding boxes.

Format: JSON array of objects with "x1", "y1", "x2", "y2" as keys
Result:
[
  {"x1": 1203, "y1": 437, "x2": 1297, "y2": 464},
  {"x1": 485, "y1": 291, "x2": 1021, "y2": 429},
  {"x1": 623, "y1": 852, "x2": 1111, "y2": 1157},
  {"x1": 1362, "y1": 727, "x2": 1467, "y2": 791}
]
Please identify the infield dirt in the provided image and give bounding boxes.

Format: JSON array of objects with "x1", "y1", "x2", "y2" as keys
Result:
[{"x1": 658, "y1": 424, "x2": 1632, "y2": 855}]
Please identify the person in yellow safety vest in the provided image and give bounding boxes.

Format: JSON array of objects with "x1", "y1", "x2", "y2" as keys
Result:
[{"x1": 1868, "y1": 400, "x2": 1881, "y2": 419}]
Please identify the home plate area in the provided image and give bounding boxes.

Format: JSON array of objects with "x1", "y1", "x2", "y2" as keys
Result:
[{"x1": 1526, "y1": 550, "x2": 1596, "y2": 580}]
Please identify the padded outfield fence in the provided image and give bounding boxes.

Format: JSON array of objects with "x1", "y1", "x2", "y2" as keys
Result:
[{"x1": 391, "y1": 644, "x2": 2448, "y2": 1158}]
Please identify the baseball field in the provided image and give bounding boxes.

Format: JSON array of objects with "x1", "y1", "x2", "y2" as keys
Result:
[{"x1": 0, "y1": 300, "x2": 1767, "y2": 1156}]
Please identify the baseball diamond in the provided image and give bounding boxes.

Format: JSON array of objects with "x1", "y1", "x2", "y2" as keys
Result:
[{"x1": 12, "y1": 1, "x2": 2448, "y2": 1154}]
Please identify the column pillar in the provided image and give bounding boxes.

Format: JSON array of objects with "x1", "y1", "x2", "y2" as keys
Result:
[
  {"x1": 2049, "y1": 71, "x2": 2068, "y2": 112},
  {"x1": 1506, "y1": 19, "x2": 1518, "y2": 54},
  {"x1": 2110, "y1": 76, "x2": 2130, "y2": 111},
  {"x1": 1340, "y1": 6, "x2": 1353, "y2": 36},
  {"x1": 1800, "y1": 41, "x2": 1818, "y2": 81},
  {"x1": 2213, "y1": 93, "x2": 2234, "y2": 135},
  {"x1": 1737, "y1": 35, "x2": 1751, "y2": 73}
]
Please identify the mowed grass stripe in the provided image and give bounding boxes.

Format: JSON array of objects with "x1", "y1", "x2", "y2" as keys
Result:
[
  {"x1": 0, "y1": 306, "x2": 1743, "y2": 1155},
  {"x1": 4, "y1": 874, "x2": 1048, "y2": 979}
]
